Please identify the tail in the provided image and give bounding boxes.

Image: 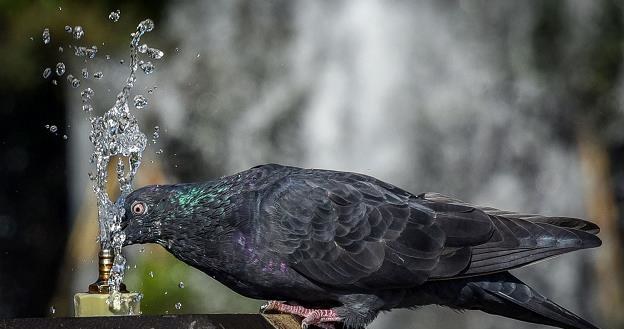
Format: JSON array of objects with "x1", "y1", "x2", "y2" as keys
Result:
[{"x1": 403, "y1": 272, "x2": 600, "y2": 329}]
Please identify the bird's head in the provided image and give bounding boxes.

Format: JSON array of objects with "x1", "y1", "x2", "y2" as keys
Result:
[{"x1": 121, "y1": 184, "x2": 176, "y2": 246}]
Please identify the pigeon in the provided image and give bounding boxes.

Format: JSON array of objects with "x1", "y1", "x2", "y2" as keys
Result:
[{"x1": 122, "y1": 164, "x2": 602, "y2": 329}]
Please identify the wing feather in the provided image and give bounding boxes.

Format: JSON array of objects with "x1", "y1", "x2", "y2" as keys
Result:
[{"x1": 253, "y1": 166, "x2": 601, "y2": 290}]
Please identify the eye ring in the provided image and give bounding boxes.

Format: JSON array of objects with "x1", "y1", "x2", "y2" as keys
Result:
[{"x1": 131, "y1": 201, "x2": 147, "y2": 215}]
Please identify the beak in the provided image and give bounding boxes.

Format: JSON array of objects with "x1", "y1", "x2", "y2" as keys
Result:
[{"x1": 120, "y1": 214, "x2": 132, "y2": 245}]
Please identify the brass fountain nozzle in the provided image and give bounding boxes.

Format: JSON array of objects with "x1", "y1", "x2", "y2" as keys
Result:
[{"x1": 88, "y1": 249, "x2": 127, "y2": 294}]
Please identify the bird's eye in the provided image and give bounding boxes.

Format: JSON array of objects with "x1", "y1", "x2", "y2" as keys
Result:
[{"x1": 131, "y1": 201, "x2": 147, "y2": 215}]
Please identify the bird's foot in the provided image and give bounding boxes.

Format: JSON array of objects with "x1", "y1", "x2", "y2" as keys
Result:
[
  {"x1": 300, "y1": 309, "x2": 341, "y2": 329},
  {"x1": 260, "y1": 300, "x2": 341, "y2": 329}
]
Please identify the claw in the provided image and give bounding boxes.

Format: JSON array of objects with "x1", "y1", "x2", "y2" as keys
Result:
[
  {"x1": 260, "y1": 300, "x2": 341, "y2": 329},
  {"x1": 260, "y1": 300, "x2": 281, "y2": 314}
]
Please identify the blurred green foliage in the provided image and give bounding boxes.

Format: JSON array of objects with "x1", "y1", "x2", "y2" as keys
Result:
[{"x1": 124, "y1": 245, "x2": 262, "y2": 315}]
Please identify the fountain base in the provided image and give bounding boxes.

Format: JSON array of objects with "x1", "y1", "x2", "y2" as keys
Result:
[
  {"x1": 73, "y1": 249, "x2": 140, "y2": 317},
  {"x1": 74, "y1": 292, "x2": 141, "y2": 317}
]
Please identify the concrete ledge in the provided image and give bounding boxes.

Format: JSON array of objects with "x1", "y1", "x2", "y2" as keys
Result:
[{"x1": 0, "y1": 314, "x2": 302, "y2": 329}]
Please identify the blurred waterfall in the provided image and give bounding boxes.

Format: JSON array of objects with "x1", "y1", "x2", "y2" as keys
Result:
[{"x1": 65, "y1": 0, "x2": 609, "y2": 327}]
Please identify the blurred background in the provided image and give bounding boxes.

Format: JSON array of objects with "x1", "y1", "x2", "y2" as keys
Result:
[{"x1": 1, "y1": 1, "x2": 624, "y2": 328}]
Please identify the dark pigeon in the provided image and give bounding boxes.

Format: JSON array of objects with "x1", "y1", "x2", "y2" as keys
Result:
[{"x1": 122, "y1": 164, "x2": 602, "y2": 329}]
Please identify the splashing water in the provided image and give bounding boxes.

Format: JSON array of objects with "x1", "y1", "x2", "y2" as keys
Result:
[
  {"x1": 109, "y1": 10, "x2": 121, "y2": 22},
  {"x1": 152, "y1": 126, "x2": 160, "y2": 144},
  {"x1": 133, "y1": 95, "x2": 148, "y2": 109},
  {"x1": 86, "y1": 18, "x2": 162, "y2": 310},
  {"x1": 42, "y1": 28, "x2": 50, "y2": 45},
  {"x1": 81, "y1": 88, "x2": 94, "y2": 99},
  {"x1": 73, "y1": 26, "x2": 84, "y2": 39},
  {"x1": 138, "y1": 61, "x2": 155, "y2": 74},
  {"x1": 42, "y1": 68, "x2": 51, "y2": 79},
  {"x1": 55, "y1": 62, "x2": 65, "y2": 76}
]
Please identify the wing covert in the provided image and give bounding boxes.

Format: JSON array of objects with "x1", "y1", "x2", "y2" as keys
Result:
[{"x1": 257, "y1": 171, "x2": 448, "y2": 288}]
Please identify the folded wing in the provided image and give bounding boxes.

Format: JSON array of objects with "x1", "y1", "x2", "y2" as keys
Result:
[{"x1": 257, "y1": 168, "x2": 601, "y2": 290}]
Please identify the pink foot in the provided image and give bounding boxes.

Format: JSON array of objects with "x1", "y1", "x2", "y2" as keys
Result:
[{"x1": 261, "y1": 300, "x2": 342, "y2": 329}]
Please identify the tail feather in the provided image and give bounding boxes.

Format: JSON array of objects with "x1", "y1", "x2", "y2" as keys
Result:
[
  {"x1": 402, "y1": 272, "x2": 600, "y2": 329},
  {"x1": 459, "y1": 272, "x2": 599, "y2": 329}
]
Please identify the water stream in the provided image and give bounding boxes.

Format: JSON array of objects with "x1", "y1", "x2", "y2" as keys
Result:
[
  {"x1": 45, "y1": 16, "x2": 164, "y2": 312},
  {"x1": 87, "y1": 18, "x2": 164, "y2": 310}
]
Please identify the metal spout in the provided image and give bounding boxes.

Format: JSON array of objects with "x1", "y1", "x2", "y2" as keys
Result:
[{"x1": 88, "y1": 249, "x2": 127, "y2": 294}]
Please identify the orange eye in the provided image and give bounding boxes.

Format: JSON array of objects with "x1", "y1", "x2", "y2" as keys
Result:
[{"x1": 131, "y1": 201, "x2": 147, "y2": 215}]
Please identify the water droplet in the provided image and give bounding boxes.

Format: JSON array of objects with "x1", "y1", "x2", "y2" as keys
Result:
[
  {"x1": 82, "y1": 68, "x2": 89, "y2": 79},
  {"x1": 75, "y1": 46, "x2": 98, "y2": 59},
  {"x1": 108, "y1": 10, "x2": 121, "y2": 22},
  {"x1": 178, "y1": 281, "x2": 185, "y2": 289},
  {"x1": 149, "y1": 271, "x2": 154, "y2": 278},
  {"x1": 29, "y1": 36, "x2": 34, "y2": 41},
  {"x1": 93, "y1": 71, "x2": 104, "y2": 79},
  {"x1": 139, "y1": 61, "x2": 155, "y2": 74},
  {"x1": 196, "y1": 52, "x2": 200, "y2": 58},
  {"x1": 87, "y1": 46, "x2": 98, "y2": 59},
  {"x1": 174, "y1": 302, "x2": 182, "y2": 310},
  {"x1": 74, "y1": 46, "x2": 86, "y2": 56},
  {"x1": 71, "y1": 77, "x2": 81, "y2": 88},
  {"x1": 73, "y1": 26, "x2": 84, "y2": 39},
  {"x1": 81, "y1": 88, "x2": 95, "y2": 101},
  {"x1": 120, "y1": 59, "x2": 125, "y2": 64},
  {"x1": 138, "y1": 44, "x2": 148, "y2": 53},
  {"x1": 50, "y1": 306, "x2": 56, "y2": 314},
  {"x1": 42, "y1": 68, "x2": 52, "y2": 79},
  {"x1": 82, "y1": 104, "x2": 93, "y2": 112},
  {"x1": 51, "y1": 79, "x2": 57, "y2": 85},
  {"x1": 151, "y1": 126, "x2": 160, "y2": 144},
  {"x1": 42, "y1": 28, "x2": 50, "y2": 44},
  {"x1": 175, "y1": 47, "x2": 180, "y2": 53},
  {"x1": 133, "y1": 95, "x2": 147, "y2": 109},
  {"x1": 139, "y1": 247, "x2": 145, "y2": 253},
  {"x1": 164, "y1": 291, "x2": 168, "y2": 295},
  {"x1": 58, "y1": 46, "x2": 63, "y2": 53},
  {"x1": 146, "y1": 47, "x2": 164, "y2": 60},
  {"x1": 63, "y1": 134, "x2": 68, "y2": 140},
  {"x1": 64, "y1": 25, "x2": 72, "y2": 33},
  {"x1": 155, "y1": 148, "x2": 163, "y2": 155},
  {"x1": 106, "y1": 54, "x2": 111, "y2": 60},
  {"x1": 88, "y1": 172, "x2": 95, "y2": 181},
  {"x1": 138, "y1": 19, "x2": 154, "y2": 33},
  {"x1": 55, "y1": 62, "x2": 65, "y2": 76},
  {"x1": 49, "y1": 125, "x2": 58, "y2": 133}
]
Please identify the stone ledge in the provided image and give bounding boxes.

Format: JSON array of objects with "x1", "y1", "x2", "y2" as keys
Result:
[{"x1": 0, "y1": 314, "x2": 302, "y2": 329}]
